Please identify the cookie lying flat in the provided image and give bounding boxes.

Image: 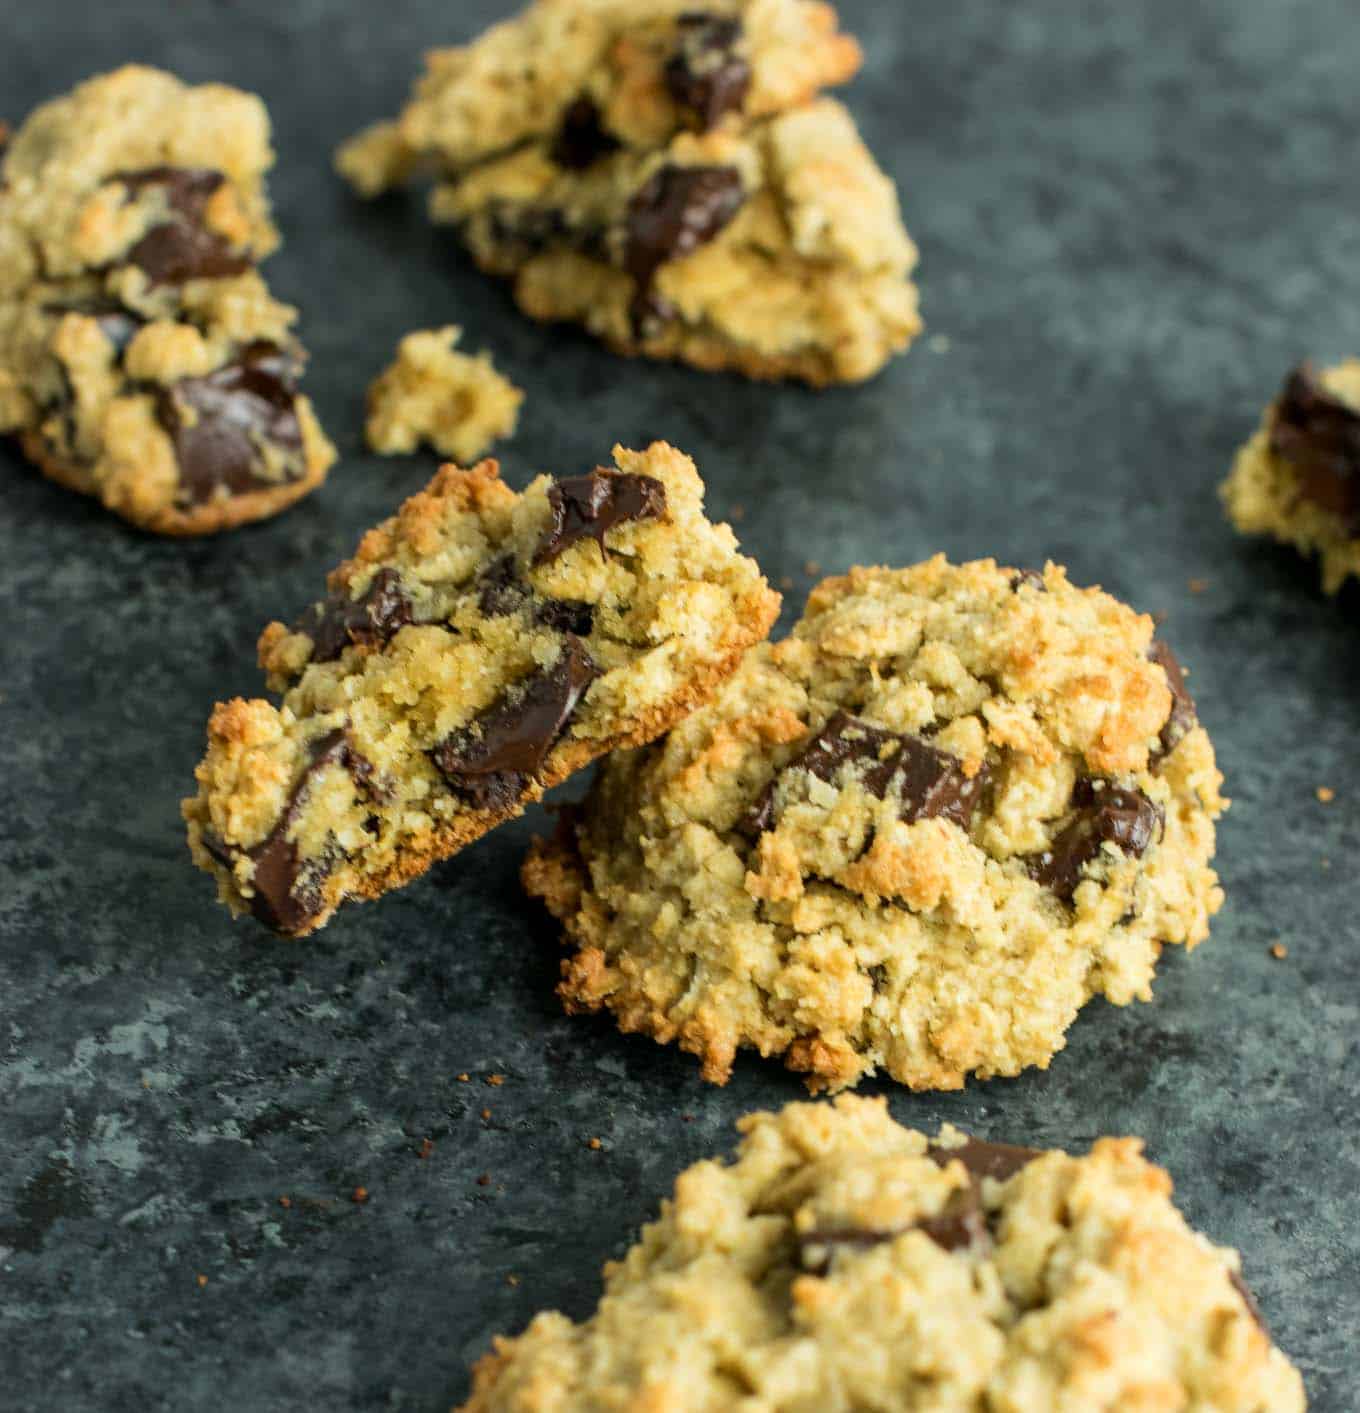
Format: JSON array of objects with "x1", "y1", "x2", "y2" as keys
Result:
[
  {"x1": 0, "y1": 66, "x2": 334, "y2": 534},
  {"x1": 184, "y1": 443, "x2": 778, "y2": 936},
  {"x1": 365, "y1": 326, "x2": 523, "y2": 464},
  {"x1": 463, "y1": 1096, "x2": 1305, "y2": 1412},
  {"x1": 1222, "y1": 361, "x2": 1360, "y2": 593},
  {"x1": 337, "y1": 2, "x2": 920, "y2": 386},
  {"x1": 525, "y1": 558, "x2": 1225, "y2": 1092}
]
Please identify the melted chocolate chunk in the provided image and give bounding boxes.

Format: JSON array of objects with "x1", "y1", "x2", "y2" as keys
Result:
[
  {"x1": 551, "y1": 97, "x2": 620, "y2": 170},
  {"x1": 477, "y1": 553, "x2": 596, "y2": 636},
  {"x1": 156, "y1": 341, "x2": 304, "y2": 503},
  {"x1": 1028, "y1": 778, "x2": 1164, "y2": 902},
  {"x1": 624, "y1": 164, "x2": 744, "y2": 333},
  {"x1": 927, "y1": 1137, "x2": 1041, "y2": 1185},
  {"x1": 299, "y1": 568, "x2": 414, "y2": 665},
  {"x1": 430, "y1": 637, "x2": 599, "y2": 812},
  {"x1": 204, "y1": 729, "x2": 374, "y2": 935},
  {"x1": 44, "y1": 298, "x2": 144, "y2": 355},
  {"x1": 1269, "y1": 363, "x2": 1360, "y2": 532},
  {"x1": 666, "y1": 14, "x2": 751, "y2": 130},
  {"x1": 114, "y1": 166, "x2": 252, "y2": 285},
  {"x1": 533, "y1": 469, "x2": 667, "y2": 566},
  {"x1": 738, "y1": 712, "x2": 989, "y2": 838},
  {"x1": 1147, "y1": 639, "x2": 1197, "y2": 763}
]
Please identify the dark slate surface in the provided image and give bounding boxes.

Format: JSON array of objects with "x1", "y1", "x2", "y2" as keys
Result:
[{"x1": 2, "y1": 1, "x2": 1357, "y2": 1407}]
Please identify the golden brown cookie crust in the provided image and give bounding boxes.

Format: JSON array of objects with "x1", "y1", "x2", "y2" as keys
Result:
[{"x1": 526, "y1": 558, "x2": 1227, "y2": 1093}]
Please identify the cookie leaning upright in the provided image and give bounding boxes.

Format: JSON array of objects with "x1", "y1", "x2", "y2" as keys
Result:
[
  {"x1": 337, "y1": 0, "x2": 921, "y2": 386},
  {"x1": 184, "y1": 443, "x2": 779, "y2": 937},
  {"x1": 1222, "y1": 361, "x2": 1360, "y2": 592},
  {"x1": 462, "y1": 1096, "x2": 1305, "y2": 1412},
  {"x1": 525, "y1": 558, "x2": 1226, "y2": 1092},
  {"x1": 0, "y1": 66, "x2": 335, "y2": 534}
]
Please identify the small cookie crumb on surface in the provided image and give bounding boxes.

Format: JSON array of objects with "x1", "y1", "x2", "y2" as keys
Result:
[
  {"x1": 459, "y1": 1097, "x2": 1305, "y2": 1412},
  {"x1": 365, "y1": 326, "x2": 523, "y2": 465},
  {"x1": 1222, "y1": 360, "x2": 1360, "y2": 591},
  {"x1": 1270, "y1": 943, "x2": 1289, "y2": 960},
  {"x1": 1316, "y1": 786, "x2": 1335, "y2": 803}
]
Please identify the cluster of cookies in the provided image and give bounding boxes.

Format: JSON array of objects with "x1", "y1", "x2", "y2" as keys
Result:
[{"x1": 1, "y1": 1, "x2": 1326, "y2": 1407}]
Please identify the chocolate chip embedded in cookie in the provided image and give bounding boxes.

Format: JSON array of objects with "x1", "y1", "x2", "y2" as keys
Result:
[
  {"x1": 0, "y1": 66, "x2": 334, "y2": 535},
  {"x1": 336, "y1": 3, "x2": 919, "y2": 386},
  {"x1": 458, "y1": 1097, "x2": 1306, "y2": 1413},
  {"x1": 1222, "y1": 359, "x2": 1360, "y2": 591},
  {"x1": 184, "y1": 442, "x2": 778, "y2": 937},
  {"x1": 524, "y1": 558, "x2": 1227, "y2": 1093}
]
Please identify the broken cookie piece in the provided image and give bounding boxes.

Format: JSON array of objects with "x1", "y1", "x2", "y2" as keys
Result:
[
  {"x1": 184, "y1": 442, "x2": 778, "y2": 936},
  {"x1": 337, "y1": 2, "x2": 920, "y2": 386},
  {"x1": 460, "y1": 1098, "x2": 1305, "y2": 1413},
  {"x1": 525, "y1": 558, "x2": 1226, "y2": 1093},
  {"x1": 365, "y1": 326, "x2": 523, "y2": 465},
  {"x1": 0, "y1": 66, "x2": 334, "y2": 534},
  {"x1": 1222, "y1": 360, "x2": 1360, "y2": 592}
]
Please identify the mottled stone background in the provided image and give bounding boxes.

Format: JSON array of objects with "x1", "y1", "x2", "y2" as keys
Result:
[{"x1": 3, "y1": 2, "x2": 1357, "y2": 1407}]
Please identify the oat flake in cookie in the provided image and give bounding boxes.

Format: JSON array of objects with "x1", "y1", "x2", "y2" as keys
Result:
[
  {"x1": 0, "y1": 66, "x2": 335, "y2": 534},
  {"x1": 462, "y1": 1097, "x2": 1305, "y2": 1412},
  {"x1": 336, "y1": 1, "x2": 921, "y2": 386},
  {"x1": 1222, "y1": 360, "x2": 1360, "y2": 592},
  {"x1": 184, "y1": 443, "x2": 778, "y2": 936},
  {"x1": 525, "y1": 558, "x2": 1226, "y2": 1092}
]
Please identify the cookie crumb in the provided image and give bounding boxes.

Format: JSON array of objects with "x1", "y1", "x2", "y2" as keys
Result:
[
  {"x1": 417, "y1": 1138, "x2": 435, "y2": 1160},
  {"x1": 803, "y1": 560, "x2": 821, "y2": 576},
  {"x1": 486, "y1": 1073, "x2": 505, "y2": 1087},
  {"x1": 352, "y1": 1186, "x2": 370, "y2": 1205},
  {"x1": 196, "y1": 1274, "x2": 208, "y2": 1289},
  {"x1": 1187, "y1": 578, "x2": 1209, "y2": 593},
  {"x1": 278, "y1": 1196, "x2": 292, "y2": 1209},
  {"x1": 366, "y1": 325, "x2": 523, "y2": 464},
  {"x1": 587, "y1": 1137, "x2": 602, "y2": 1150},
  {"x1": 729, "y1": 504, "x2": 746, "y2": 522},
  {"x1": 506, "y1": 1274, "x2": 520, "y2": 1287},
  {"x1": 481, "y1": 1108, "x2": 492, "y2": 1121},
  {"x1": 1270, "y1": 943, "x2": 1289, "y2": 960},
  {"x1": 477, "y1": 1173, "x2": 492, "y2": 1187},
  {"x1": 779, "y1": 576, "x2": 794, "y2": 591},
  {"x1": 1316, "y1": 786, "x2": 1335, "y2": 803},
  {"x1": 456, "y1": 1073, "x2": 470, "y2": 1083}
]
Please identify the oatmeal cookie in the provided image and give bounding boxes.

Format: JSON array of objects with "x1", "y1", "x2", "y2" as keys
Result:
[
  {"x1": 1221, "y1": 361, "x2": 1360, "y2": 592},
  {"x1": 463, "y1": 1096, "x2": 1305, "y2": 1412},
  {"x1": 184, "y1": 442, "x2": 779, "y2": 936},
  {"x1": 0, "y1": 66, "x2": 334, "y2": 534},
  {"x1": 525, "y1": 558, "x2": 1226, "y2": 1092},
  {"x1": 365, "y1": 326, "x2": 523, "y2": 464},
  {"x1": 337, "y1": 2, "x2": 919, "y2": 386}
]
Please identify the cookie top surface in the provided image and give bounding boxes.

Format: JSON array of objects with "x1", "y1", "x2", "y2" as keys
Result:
[
  {"x1": 462, "y1": 1096, "x2": 1304, "y2": 1412},
  {"x1": 1221, "y1": 359, "x2": 1360, "y2": 593},
  {"x1": 0, "y1": 66, "x2": 333, "y2": 534},
  {"x1": 338, "y1": 0, "x2": 861, "y2": 187},
  {"x1": 525, "y1": 558, "x2": 1225, "y2": 1091},
  {"x1": 184, "y1": 443, "x2": 779, "y2": 936}
]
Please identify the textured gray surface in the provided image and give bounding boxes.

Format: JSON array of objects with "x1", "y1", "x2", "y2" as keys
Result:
[{"x1": 2, "y1": 1, "x2": 1357, "y2": 1407}]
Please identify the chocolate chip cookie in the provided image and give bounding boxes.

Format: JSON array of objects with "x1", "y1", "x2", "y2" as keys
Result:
[
  {"x1": 1222, "y1": 361, "x2": 1360, "y2": 592},
  {"x1": 524, "y1": 558, "x2": 1226, "y2": 1092},
  {"x1": 184, "y1": 442, "x2": 779, "y2": 936},
  {"x1": 366, "y1": 326, "x2": 523, "y2": 464},
  {"x1": 462, "y1": 1097, "x2": 1305, "y2": 1412},
  {"x1": 337, "y1": 2, "x2": 920, "y2": 386},
  {"x1": 0, "y1": 66, "x2": 335, "y2": 534}
]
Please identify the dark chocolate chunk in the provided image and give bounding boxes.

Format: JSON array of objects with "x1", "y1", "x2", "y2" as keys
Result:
[
  {"x1": 666, "y1": 14, "x2": 751, "y2": 130},
  {"x1": 477, "y1": 553, "x2": 596, "y2": 635},
  {"x1": 1229, "y1": 1268, "x2": 1269, "y2": 1334},
  {"x1": 1147, "y1": 639, "x2": 1197, "y2": 763},
  {"x1": 114, "y1": 166, "x2": 252, "y2": 285},
  {"x1": 44, "y1": 298, "x2": 144, "y2": 355},
  {"x1": 1269, "y1": 363, "x2": 1360, "y2": 533},
  {"x1": 204, "y1": 728, "x2": 374, "y2": 935},
  {"x1": 430, "y1": 637, "x2": 599, "y2": 812},
  {"x1": 797, "y1": 1225, "x2": 903, "y2": 1276},
  {"x1": 551, "y1": 97, "x2": 620, "y2": 170},
  {"x1": 533, "y1": 469, "x2": 667, "y2": 566},
  {"x1": 1009, "y1": 568, "x2": 1047, "y2": 593},
  {"x1": 915, "y1": 1186, "x2": 990, "y2": 1254},
  {"x1": 299, "y1": 568, "x2": 414, "y2": 665},
  {"x1": 156, "y1": 340, "x2": 304, "y2": 503},
  {"x1": 738, "y1": 712, "x2": 989, "y2": 838},
  {"x1": 623, "y1": 164, "x2": 744, "y2": 332},
  {"x1": 1028, "y1": 778, "x2": 1164, "y2": 902},
  {"x1": 927, "y1": 1137, "x2": 1042, "y2": 1185}
]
